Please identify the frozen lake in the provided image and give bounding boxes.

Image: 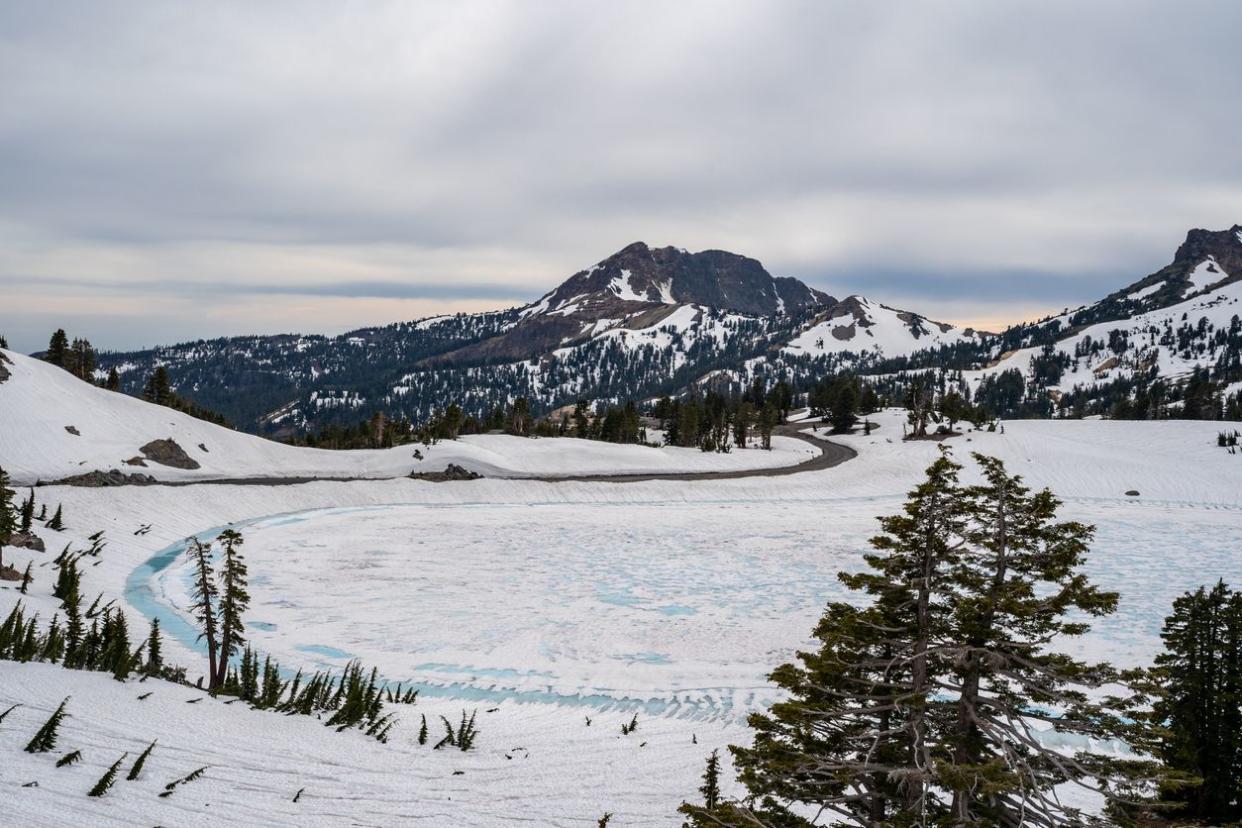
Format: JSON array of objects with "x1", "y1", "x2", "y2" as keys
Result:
[{"x1": 134, "y1": 495, "x2": 1242, "y2": 720}]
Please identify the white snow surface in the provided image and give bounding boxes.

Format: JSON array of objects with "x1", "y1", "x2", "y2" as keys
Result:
[
  {"x1": 0, "y1": 349, "x2": 814, "y2": 485},
  {"x1": 783, "y1": 295, "x2": 974, "y2": 358},
  {"x1": 2, "y1": 385, "x2": 1241, "y2": 824},
  {"x1": 969, "y1": 276, "x2": 1242, "y2": 390},
  {"x1": 1186, "y1": 256, "x2": 1227, "y2": 295}
]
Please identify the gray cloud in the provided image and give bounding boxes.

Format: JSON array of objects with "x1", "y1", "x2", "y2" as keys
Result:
[{"x1": 1, "y1": 0, "x2": 1240, "y2": 351}]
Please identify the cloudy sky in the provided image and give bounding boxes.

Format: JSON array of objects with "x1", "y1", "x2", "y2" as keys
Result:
[{"x1": 2, "y1": 1, "x2": 1239, "y2": 352}]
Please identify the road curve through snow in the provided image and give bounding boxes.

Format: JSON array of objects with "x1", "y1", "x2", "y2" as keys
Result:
[
  {"x1": 94, "y1": 424, "x2": 856, "y2": 486},
  {"x1": 520, "y1": 424, "x2": 855, "y2": 483}
]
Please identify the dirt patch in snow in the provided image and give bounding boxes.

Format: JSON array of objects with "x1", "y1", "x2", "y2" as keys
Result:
[{"x1": 139, "y1": 438, "x2": 201, "y2": 469}]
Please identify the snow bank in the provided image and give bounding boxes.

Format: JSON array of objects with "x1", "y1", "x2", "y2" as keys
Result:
[{"x1": 0, "y1": 349, "x2": 815, "y2": 485}]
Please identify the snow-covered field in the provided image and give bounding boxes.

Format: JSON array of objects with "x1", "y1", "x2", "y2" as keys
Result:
[
  {"x1": 2, "y1": 391, "x2": 1241, "y2": 824},
  {"x1": 0, "y1": 349, "x2": 816, "y2": 485}
]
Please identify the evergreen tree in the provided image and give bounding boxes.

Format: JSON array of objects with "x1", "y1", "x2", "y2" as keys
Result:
[
  {"x1": 41, "y1": 614, "x2": 65, "y2": 663},
  {"x1": 127, "y1": 740, "x2": 157, "y2": 781},
  {"x1": 25, "y1": 697, "x2": 69, "y2": 753},
  {"x1": 146, "y1": 618, "x2": 164, "y2": 677},
  {"x1": 47, "y1": 504, "x2": 64, "y2": 531},
  {"x1": 942, "y1": 455, "x2": 1152, "y2": 826},
  {"x1": 88, "y1": 753, "x2": 127, "y2": 797},
  {"x1": 143, "y1": 366, "x2": 172, "y2": 406},
  {"x1": 105, "y1": 367, "x2": 120, "y2": 391},
  {"x1": 0, "y1": 466, "x2": 16, "y2": 567},
  {"x1": 702, "y1": 452, "x2": 1156, "y2": 827},
  {"x1": 213, "y1": 529, "x2": 249, "y2": 689},
  {"x1": 46, "y1": 329, "x2": 69, "y2": 368},
  {"x1": 829, "y1": 382, "x2": 858, "y2": 434},
  {"x1": 67, "y1": 337, "x2": 96, "y2": 381},
  {"x1": 1147, "y1": 581, "x2": 1242, "y2": 823},
  {"x1": 19, "y1": 488, "x2": 34, "y2": 532},
  {"x1": 679, "y1": 749, "x2": 723, "y2": 824},
  {"x1": 186, "y1": 538, "x2": 220, "y2": 689},
  {"x1": 19, "y1": 561, "x2": 32, "y2": 594},
  {"x1": 56, "y1": 750, "x2": 82, "y2": 767}
]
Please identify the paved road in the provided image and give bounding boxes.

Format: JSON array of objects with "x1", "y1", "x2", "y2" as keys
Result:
[
  {"x1": 50, "y1": 422, "x2": 856, "y2": 487},
  {"x1": 516, "y1": 422, "x2": 856, "y2": 483}
]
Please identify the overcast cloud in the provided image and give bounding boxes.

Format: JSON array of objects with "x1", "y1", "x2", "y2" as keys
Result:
[{"x1": 2, "y1": 0, "x2": 1239, "y2": 352}]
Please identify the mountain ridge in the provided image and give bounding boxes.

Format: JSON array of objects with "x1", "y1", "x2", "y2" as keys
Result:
[{"x1": 76, "y1": 227, "x2": 1242, "y2": 433}]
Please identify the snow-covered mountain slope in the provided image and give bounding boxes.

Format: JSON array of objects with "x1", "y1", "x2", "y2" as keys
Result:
[
  {"x1": 1064, "y1": 223, "x2": 1242, "y2": 328},
  {"x1": 783, "y1": 295, "x2": 985, "y2": 359},
  {"x1": 970, "y1": 273, "x2": 1242, "y2": 391},
  {"x1": 0, "y1": 349, "x2": 816, "y2": 485},
  {"x1": 2, "y1": 411, "x2": 1239, "y2": 825}
]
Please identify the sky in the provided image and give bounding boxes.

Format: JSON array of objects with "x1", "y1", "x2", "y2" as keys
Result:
[{"x1": 2, "y1": 1, "x2": 1240, "y2": 353}]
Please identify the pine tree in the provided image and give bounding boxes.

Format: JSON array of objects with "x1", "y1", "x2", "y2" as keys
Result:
[
  {"x1": 46, "y1": 329, "x2": 69, "y2": 368},
  {"x1": 25, "y1": 697, "x2": 69, "y2": 753},
  {"x1": 105, "y1": 367, "x2": 120, "y2": 391},
  {"x1": 19, "y1": 561, "x2": 32, "y2": 594},
  {"x1": 47, "y1": 504, "x2": 64, "y2": 531},
  {"x1": 127, "y1": 740, "x2": 157, "y2": 781},
  {"x1": 41, "y1": 614, "x2": 66, "y2": 663},
  {"x1": 679, "y1": 749, "x2": 722, "y2": 823},
  {"x1": 56, "y1": 750, "x2": 82, "y2": 767},
  {"x1": 143, "y1": 366, "x2": 172, "y2": 406},
  {"x1": 19, "y1": 488, "x2": 34, "y2": 532},
  {"x1": 1146, "y1": 581, "x2": 1242, "y2": 823},
  {"x1": 146, "y1": 618, "x2": 164, "y2": 677},
  {"x1": 186, "y1": 538, "x2": 220, "y2": 689},
  {"x1": 705, "y1": 452, "x2": 1156, "y2": 827},
  {"x1": 943, "y1": 454, "x2": 1155, "y2": 824},
  {"x1": 88, "y1": 753, "x2": 127, "y2": 797},
  {"x1": 418, "y1": 713, "x2": 428, "y2": 745},
  {"x1": 829, "y1": 382, "x2": 859, "y2": 434},
  {"x1": 213, "y1": 529, "x2": 249, "y2": 690},
  {"x1": 0, "y1": 466, "x2": 16, "y2": 567}
]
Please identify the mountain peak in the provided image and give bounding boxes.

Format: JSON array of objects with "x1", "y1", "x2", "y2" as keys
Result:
[{"x1": 539, "y1": 242, "x2": 834, "y2": 317}]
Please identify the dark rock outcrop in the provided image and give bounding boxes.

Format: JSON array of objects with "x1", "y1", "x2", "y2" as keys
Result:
[
  {"x1": 542, "y1": 242, "x2": 833, "y2": 317},
  {"x1": 53, "y1": 470, "x2": 159, "y2": 487},
  {"x1": 139, "y1": 439, "x2": 201, "y2": 470},
  {"x1": 0, "y1": 352, "x2": 10, "y2": 384},
  {"x1": 409, "y1": 463, "x2": 482, "y2": 482},
  {"x1": 8, "y1": 531, "x2": 45, "y2": 552}
]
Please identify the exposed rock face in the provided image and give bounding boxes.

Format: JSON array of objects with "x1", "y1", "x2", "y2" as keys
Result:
[
  {"x1": 542, "y1": 242, "x2": 833, "y2": 317},
  {"x1": 0, "y1": 351, "x2": 10, "y2": 383},
  {"x1": 8, "y1": 531, "x2": 45, "y2": 552},
  {"x1": 409, "y1": 463, "x2": 482, "y2": 482},
  {"x1": 53, "y1": 470, "x2": 159, "y2": 487},
  {"x1": 423, "y1": 242, "x2": 836, "y2": 366},
  {"x1": 1083, "y1": 224, "x2": 1242, "y2": 325},
  {"x1": 139, "y1": 438, "x2": 201, "y2": 469}
]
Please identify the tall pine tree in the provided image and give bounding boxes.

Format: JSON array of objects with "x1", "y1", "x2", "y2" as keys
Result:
[
  {"x1": 214, "y1": 529, "x2": 249, "y2": 689},
  {"x1": 186, "y1": 538, "x2": 220, "y2": 689},
  {"x1": 1147, "y1": 581, "x2": 1242, "y2": 823},
  {"x1": 694, "y1": 452, "x2": 1156, "y2": 827}
]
